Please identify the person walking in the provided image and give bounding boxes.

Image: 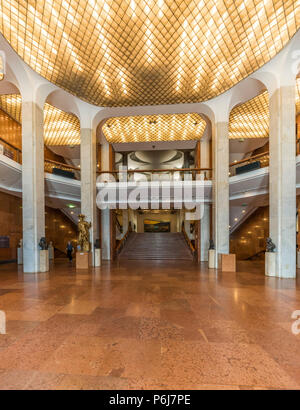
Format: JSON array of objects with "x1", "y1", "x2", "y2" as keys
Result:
[{"x1": 66, "y1": 241, "x2": 74, "y2": 262}]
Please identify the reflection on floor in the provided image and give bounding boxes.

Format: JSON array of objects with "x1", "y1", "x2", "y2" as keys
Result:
[{"x1": 0, "y1": 259, "x2": 299, "y2": 390}]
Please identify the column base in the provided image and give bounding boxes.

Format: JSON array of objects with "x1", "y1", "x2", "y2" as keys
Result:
[
  {"x1": 17, "y1": 248, "x2": 23, "y2": 265},
  {"x1": 40, "y1": 250, "x2": 49, "y2": 273},
  {"x1": 265, "y1": 252, "x2": 276, "y2": 277},
  {"x1": 95, "y1": 249, "x2": 101, "y2": 267},
  {"x1": 208, "y1": 250, "x2": 216, "y2": 269}
]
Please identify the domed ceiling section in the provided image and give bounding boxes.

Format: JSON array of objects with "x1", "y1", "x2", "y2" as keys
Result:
[
  {"x1": 0, "y1": 94, "x2": 80, "y2": 145},
  {"x1": 0, "y1": 1, "x2": 298, "y2": 107},
  {"x1": 103, "y1": 113, "x2": 206, "y2": 143},
  {"x1": 229, "y1": 78, "x2": 300, "y2": 140}
]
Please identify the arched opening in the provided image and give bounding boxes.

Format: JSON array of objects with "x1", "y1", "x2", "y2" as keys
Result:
[{"x1": 96, "y1": 111, "x2": 212, "y2": 262}]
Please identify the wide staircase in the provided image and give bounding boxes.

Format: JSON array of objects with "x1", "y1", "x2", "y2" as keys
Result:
[{"x1": 119, "y1": 232, "x2": 193, "y2": 260}]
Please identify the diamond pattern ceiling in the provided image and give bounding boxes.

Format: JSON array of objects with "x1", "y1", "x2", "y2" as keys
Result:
[
  {"x1": 0, "y1": 94, "x2": 80, "y2": 145},
  {"x1": 103, "y1": 113, "x2": 206, "y2": 143},
  {"x1": 0, "y1": 1, "x2": 298, "y2": 107},
  {"x1": 230, "y1": 78, "x2": 300, "y2": 139}
]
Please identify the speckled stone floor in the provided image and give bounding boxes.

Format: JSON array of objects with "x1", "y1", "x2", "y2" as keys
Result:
[{"x1": 0, "y1": 259, "x2": 299, "y2": 390}]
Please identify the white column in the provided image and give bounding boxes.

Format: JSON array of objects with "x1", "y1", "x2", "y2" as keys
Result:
[
  {"x1": 212, "y1": 121, "x2": 229, "y2": 267},
  {"x1": 269, "y1": 85, "x2": 296, "y2": 278},
  {"x1": 200, "y1": 204, "x2": 210, "y2": 262},
  {"x1": 200, "y1": 134, "x2": 211, "y2": 262},
  {"x1": 101, "y1": 139, "x2": 111, "y2": 260},
  {"x1": 80, "y1": 128, "x2": 97, "y2": 265},
  {"x1": 22, "y1": 100, "x2": 45, "y2": 273}
]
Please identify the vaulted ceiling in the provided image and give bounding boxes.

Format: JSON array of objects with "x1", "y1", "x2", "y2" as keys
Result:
[
  {"x1": 0, "y1": 94, "x2": 80, "y2": 145},
  {"x1": 0, "y1": 1, "x2": 298, "y2": 107},
  {"x1": 103, "y1": 113, "x2": 207, "y2": 143}
]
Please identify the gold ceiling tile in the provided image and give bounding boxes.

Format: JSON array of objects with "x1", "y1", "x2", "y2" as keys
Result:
[
  {"x1": 0, "y1": 94, "x2": 80, "y2": 145},
  {"x1": 229, "y1": 91, "x2": 269, "y2": 139},
  {"x1": 102, "y1": 113, "x2": 207, "y2": 143},
  {"x1": 0, "y1": 1, "x2": 298, "y2": 107},
  {"x1": 230, "y1": 80, "x2": 300, "y2": 139}
]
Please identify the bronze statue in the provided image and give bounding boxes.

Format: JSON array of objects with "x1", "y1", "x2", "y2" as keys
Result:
[
  {"x1": 266, "y1": 237, "x2": 276, "y2": 253},
  {"x1": 78, "y1": 214, "x2": 91, "y2": 252},
  {"x1": 39, "y1": 237, "x2": 48, "y2": 250}
]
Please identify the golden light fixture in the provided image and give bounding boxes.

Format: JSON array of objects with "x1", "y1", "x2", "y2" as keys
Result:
[
  {"x1": 0, "y1": 1, "x2": 298, "y2": 107},
  {"x1": 102, "y1": 113, "x2": 206, "y2": 143},
  {"x1": 0, "y1": 94, "x2": 80, "y2": 146}
]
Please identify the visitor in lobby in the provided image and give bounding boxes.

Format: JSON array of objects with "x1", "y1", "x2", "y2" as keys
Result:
[{"x1": 66, "y1": 241, "x2": 74, "y2": 262}]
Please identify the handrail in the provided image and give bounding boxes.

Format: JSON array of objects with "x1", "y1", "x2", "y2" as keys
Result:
[
  {"x1": 98, "y1": 167, "x2": 212, "y2": 174},
  {"x1": 44, "y1": 158, "x2": 80, "y2": 171},
  {"x1": 182, "y1": 225, "x2": 196, "y2": 256},
  {"x1": 229, "y1": 151, "x2": 269, "y2": 168},
  {"x1": 115, "y1": 228, "x2": 130, "y2": 255},
  {"x1": 0, "y1": 136, "x2": 21, "y2": 153}
]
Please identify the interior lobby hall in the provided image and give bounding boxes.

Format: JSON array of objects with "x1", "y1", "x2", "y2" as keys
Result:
[{"x1": 0, "y1": 0, "x2": 300, "y2": 391}]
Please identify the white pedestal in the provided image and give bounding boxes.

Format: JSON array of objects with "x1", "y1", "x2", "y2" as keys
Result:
[
  {"x1": 297, "y1": 251, "x2": 300, "y2": 269},
  {"x1": 40, "y1": 250, "x2": 49, "y2": 273},
  {"x1": 208, "y1": 249, "x2": 216, "y2": 269},
  {"x1": 94, "y1": 249, "x2": 101, "y2": 267},
  {"x1": 265, "y1": 252, "x2": 276, "y2": 277},
  {"x1": 48, "y1": 245, "x2": 54, "y2": 260},
  {"x1": 17, "y1": 248, "x2": 23, "y2": 265}
]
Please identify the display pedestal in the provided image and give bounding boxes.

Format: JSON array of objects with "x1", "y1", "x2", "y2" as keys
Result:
[
  {"x1": 76, "y1": 252, "x2": 92, "y2": 269},
  {"x1": 40, "y1": 250, "x2": 49, "y2": 273},
  {"x1": 220, "y1": 253, "x2": 236, "y2": 272},
  {"x1": 94, "y1": 249, "x2": 101, "y2": 267},
  {"x1": 297, "y1": 251, "x2": 300, "y2": 269},
  {"x1": 48, "y1": 245, "x2": 54, "y2": 260},
  {"x1": 208, "y1": 249, "x2": 216, "y2": 269},
  {"x1": 265, "y1": 252, "x2": 276, "y2": 277},
  {"x1": 17, "y1": 248, "x2": 23, "y2": 265}
]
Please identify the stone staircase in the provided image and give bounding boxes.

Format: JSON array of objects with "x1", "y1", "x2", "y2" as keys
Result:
[{"x1": 119, "y1": 232, "x2": 193, "y2": 260}]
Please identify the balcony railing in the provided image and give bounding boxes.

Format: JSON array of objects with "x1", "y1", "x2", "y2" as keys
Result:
[{"x1": 97, "y1": 167, "x2": 212, "y2": 182}]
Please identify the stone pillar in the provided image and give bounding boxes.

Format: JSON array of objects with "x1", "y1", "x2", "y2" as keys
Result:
[
  {"x1": 200, "y1": 204, "x2": 210, "y2": 262},
  {"x1": 80, "y1": 128, "x2": 97, "y2": 266},
  {"x1": 101, "y1": 140, "x2": 111, "y2": 260},
  {"x1": 212, "y1": 121, "x2": 229, "y2": 267},
  {"x1": 200, "y1": 134, "x2": 211, "y2": 262},
  {"x1": 22, "y1": 100, "x2": 45, "y2": 273},
  {"x1": 269, "y1": 85, "x2": 296, "y2": 278}
]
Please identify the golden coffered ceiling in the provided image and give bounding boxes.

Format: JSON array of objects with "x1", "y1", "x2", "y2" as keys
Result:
[
  {"x1": 103, "y1": 113, "x2": 206, "y2": 143},
  {"x1": 0, "y1": 94, "x2": 80, "y2": 145},
  {"x1": 229, "y1": 91, "x2": 269, "y2": 139},
  {"x1": 0, "y1": 1, "x2": 298, "y2": 107},
  {"x1": 230, "y1": 78, "x2": 300, "y2": 139}
]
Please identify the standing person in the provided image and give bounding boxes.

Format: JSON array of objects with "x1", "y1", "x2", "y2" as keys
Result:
[{"x1": 66, "y1": 241, "x2": 74, "y2": 262}]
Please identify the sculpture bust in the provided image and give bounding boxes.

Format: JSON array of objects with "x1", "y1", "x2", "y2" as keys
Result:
[
  {"x1": 18, "y1": 239, "x2": 23, "y2": 248},
  {"x1": 78, "y1": 214, "x2": 91, "y2": 253},
  {"x1": 39, "y1": 237, "x2": 48, "y2": 250},
  {"x1": 266, "y1": 237, "x2": 276, "y2": 253},
  {"x1": 209, "y1": 239, "x2": 215, "y2": 250}
]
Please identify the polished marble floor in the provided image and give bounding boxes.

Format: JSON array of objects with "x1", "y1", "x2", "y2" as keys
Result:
[{"x1": 0, "y1": 259, "x2": 299, "y2": 390}]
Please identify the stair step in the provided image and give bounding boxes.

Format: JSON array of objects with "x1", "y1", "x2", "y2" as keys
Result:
[{"x1": 119, "y1": 233, "x2": 193, "y2": 260}]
